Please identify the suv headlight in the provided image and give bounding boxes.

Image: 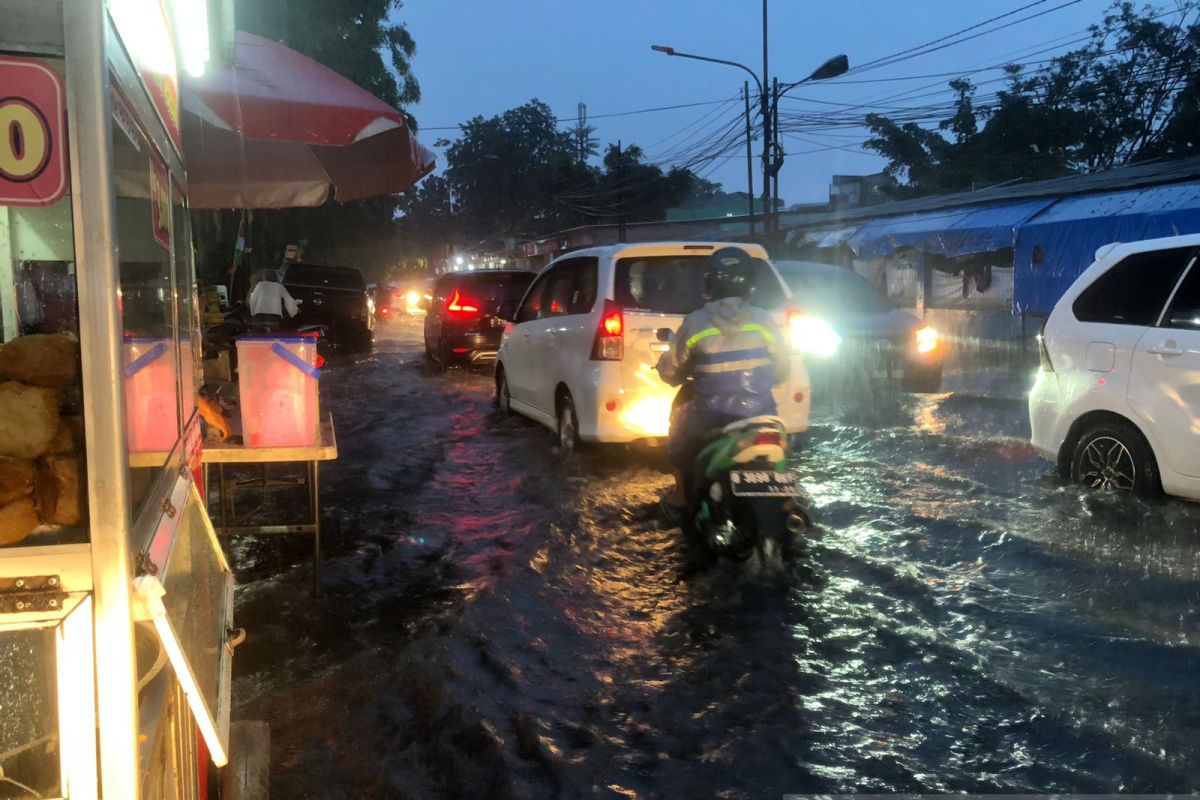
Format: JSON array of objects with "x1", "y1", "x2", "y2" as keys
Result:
[
  {"x1": 788, "y1": 313, "x2": 842, "y2": 357},
  {"x1": 915, "y1": 325, "x2": 940, "y2": 354}
]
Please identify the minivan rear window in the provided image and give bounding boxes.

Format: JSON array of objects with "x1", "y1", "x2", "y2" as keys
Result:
[
  {"x1": 614, "y1": 256, "x2": 786, "y2": 314},
  {"x1": 1072, "y1": 247, "x2": 1196, "y2": 326},
  {"x1": 459, "y1": 272, "x2": 535, "y2": 311}
]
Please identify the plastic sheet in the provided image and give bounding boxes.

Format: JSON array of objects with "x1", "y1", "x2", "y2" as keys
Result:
[{"x1": 1014, "y1": 181, "x2": 1200, "y2": 314}]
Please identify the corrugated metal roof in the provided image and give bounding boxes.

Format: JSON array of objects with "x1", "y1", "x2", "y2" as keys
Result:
[{"x1": 776, "y1": 156, "x2": 1200, "y2": 233}]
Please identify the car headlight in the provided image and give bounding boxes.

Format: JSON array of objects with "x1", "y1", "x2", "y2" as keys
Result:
[
  {"x1": 915, "y1": 325, "x2": 940, "y2": 354},
  {"x1": 788, "y1": 313, "x2": 842, "y2": 357}
]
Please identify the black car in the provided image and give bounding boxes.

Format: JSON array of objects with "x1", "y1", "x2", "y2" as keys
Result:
[
  {"x1": 424, "y1": 270, "x2": 535, "y2": 369},
  {"x1": 775, "y1": 260, "x2": 943, "y2": 392},
  {"x1": 282, "y1": 263, "x2": 374, "y2": 352}
]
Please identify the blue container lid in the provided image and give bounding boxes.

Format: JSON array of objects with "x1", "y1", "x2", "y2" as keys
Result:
[{"x1": 236, "y1": 334, "x2": 313, "y2": 343}]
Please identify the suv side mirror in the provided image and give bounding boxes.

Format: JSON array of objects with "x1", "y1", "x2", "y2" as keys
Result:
[
  {"x1": 497, "y1": 302, "x2": 517, "y2": 322},
  {"x1": 1169, "y1": 311, "x2": 1200, "y2": 330}
]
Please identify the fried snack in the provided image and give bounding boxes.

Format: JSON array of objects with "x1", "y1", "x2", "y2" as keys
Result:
[
  {"x1": 35, "y1": 456, "x2": 84, "y2": 527},
  {"x1": 0, "y1": 497, "x2": 40, "y2": 545},
  {"x1": 0, "y1": 457, "x2": 35, "y2": 506},
  {"x1": 0, "y1": 382, "x2": 60, "y2": 459},
  {"x1": 0, "y1": 334, "x2": 80, "y2": 388},
  {"x1": 48, "y1": 417, "x2": 84, "y2": 455}
]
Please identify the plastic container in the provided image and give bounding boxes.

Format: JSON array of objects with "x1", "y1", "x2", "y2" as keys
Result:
[
  {"x1": 236, "y1": 335, "x2": 321, "y2": 448},
  {"x1": 124, "y1": 337, "x2": 182, "y2": 452}
]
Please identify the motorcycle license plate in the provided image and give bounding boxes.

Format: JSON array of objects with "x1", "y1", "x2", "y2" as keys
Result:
[{"x1": 730, "y1": 471, "x2": 800, "y2": 497}]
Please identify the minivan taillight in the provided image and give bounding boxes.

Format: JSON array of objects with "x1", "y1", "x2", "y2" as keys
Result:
[
  {"x1": 1037, "y1": 333, "x2": 1054, "y2": 373},
  {"x1": 591, "y1": 300, "x2": 624, "y2": 361},
  {"x1": 447, "y1": 289, "x2": 480, "y2": 316},
  {"x1": 1036, "y1": 319, "x2": 1054, "y2": 373}
]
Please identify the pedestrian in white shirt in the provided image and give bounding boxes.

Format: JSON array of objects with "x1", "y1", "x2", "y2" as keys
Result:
[{"x1": 247, "y1": 270, "x2": 299, "y2": 325}]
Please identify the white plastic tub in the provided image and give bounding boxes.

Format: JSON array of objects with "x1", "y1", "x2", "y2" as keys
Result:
[{"x1": 236, "y1": 335, "x2": 321, "y2": 448}]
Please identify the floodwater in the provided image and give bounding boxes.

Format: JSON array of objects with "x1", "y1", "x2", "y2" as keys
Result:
[{"x1": 228, "y1": 320, "x2": 1200, "y2": 800}]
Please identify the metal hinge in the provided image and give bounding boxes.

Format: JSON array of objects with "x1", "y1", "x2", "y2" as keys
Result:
[{"x1": 0, "y1": 576, "x2": 67, "y2": 614}]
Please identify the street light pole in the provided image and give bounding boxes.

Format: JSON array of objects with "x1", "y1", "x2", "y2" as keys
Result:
[
  {"x1": 761, "y1": 0, "x2": 771, "y2": 234},
  {"x1": 651, "y1": 40, "x2": 849, "y2": 242}
]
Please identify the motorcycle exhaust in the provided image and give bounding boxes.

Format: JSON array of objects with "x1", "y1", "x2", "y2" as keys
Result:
[{"x1": 785, "y1": 513, "x2": 808, "y2": 535}]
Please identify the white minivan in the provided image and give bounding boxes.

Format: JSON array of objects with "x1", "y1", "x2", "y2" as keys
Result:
[
  {"x1": 1030, "y1": 233, "x2": 1200, "y2": 498},
  {"x1": 495, "y1": 242, "x2": 813, "y2": 452}
]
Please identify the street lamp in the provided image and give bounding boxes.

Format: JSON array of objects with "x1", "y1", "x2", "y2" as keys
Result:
[
  {"x1": 770, "y1": 54, "x2": 849, "y2": 224},
  {"x1": 651, "y1": 44, "x2": 849, "y2": 235},
  {"x1": 651, "y1": 44, "x2": 771, "y2": 237}
]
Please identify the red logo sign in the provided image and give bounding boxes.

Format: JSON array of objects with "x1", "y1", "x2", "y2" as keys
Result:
[
  {"x1": 0, "y1": 57, "x2": 67, "y2": 207},
  {"x1": 150, "y1": 152, "x2": 172, "y2": 250}
]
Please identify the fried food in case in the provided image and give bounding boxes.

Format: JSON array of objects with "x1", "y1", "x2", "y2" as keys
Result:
[
  {"x1": 0, "y1": 334, "x2": 81, "y2": 388},
  {"x1": 0, "y1": 497, "x2": 40, "y2": 546},
  {"x1": 0, "y1": 382, "x2": 60, "y2": 459}
]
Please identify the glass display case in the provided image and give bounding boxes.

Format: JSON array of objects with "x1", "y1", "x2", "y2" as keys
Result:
[{"x1": 0, "y1": 2, "x2": 233, "y2": 798}]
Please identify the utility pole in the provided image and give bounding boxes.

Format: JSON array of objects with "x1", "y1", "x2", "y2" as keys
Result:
[
  {"x1": 743, "y1": 82, "x2": 755, "y2": 235},
  {"x1": 772, "y1": 77, "x2": 781, "y2": 229},
  {"x1": 760, "y1": 0, "x2": 772, "y2": 236},
  {"x1": 616, "y1": 139, "x2": 627, "y2": 243},
  {"x1": 575, "y1": 101, "x2": 588, "y2": 164}
]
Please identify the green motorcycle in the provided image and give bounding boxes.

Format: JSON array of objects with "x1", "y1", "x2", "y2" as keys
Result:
[{"x1": 683, "y1": 414, "x2": 811, "y2": 569}]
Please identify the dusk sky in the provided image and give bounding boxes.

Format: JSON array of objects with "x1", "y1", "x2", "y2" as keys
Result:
[{"x1": 398, "y1": 0, "x2": 1131, "y2": 206}]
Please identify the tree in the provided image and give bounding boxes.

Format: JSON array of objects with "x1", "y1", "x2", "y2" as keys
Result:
[
  {"x1": 863, "y1": 1, "x2": 1200, "y2": 196},
  {"x1": 443, "y1": 100, "x2": 593, "y2": 244}
]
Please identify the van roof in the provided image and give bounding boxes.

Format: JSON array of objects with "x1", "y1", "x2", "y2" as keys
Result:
[{"x1": 560, "y1": 241, "x2": 770, "y2": 260}]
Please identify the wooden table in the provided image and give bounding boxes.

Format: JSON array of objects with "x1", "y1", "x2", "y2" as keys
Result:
[{"x1": 201, "y1": 415, "x2": 338, "y2": 592}]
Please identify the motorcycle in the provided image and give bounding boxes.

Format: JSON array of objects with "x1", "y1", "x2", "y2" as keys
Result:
[{"x1": 680, "y1": 410, "x2": 811, "y2": 568}]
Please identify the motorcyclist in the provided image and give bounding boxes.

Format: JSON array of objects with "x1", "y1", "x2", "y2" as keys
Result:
[{"x1": 656, "y1": 247, "x2": 790, "y2": 521}]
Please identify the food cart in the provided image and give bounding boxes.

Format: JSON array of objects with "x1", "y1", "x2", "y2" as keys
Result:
[{"x1": 0, "y1": 1, "x2": 237, "y2": 797}]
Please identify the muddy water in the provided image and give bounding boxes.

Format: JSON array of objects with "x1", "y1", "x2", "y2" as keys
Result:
[{"x1": 229, "y1": 320, "x2": 1200, "y2": 799}]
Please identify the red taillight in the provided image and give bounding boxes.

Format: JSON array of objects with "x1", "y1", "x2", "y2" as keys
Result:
[
  {"x1": 447, "y1": 289, "x2": 479, "y2": 315},
  {"x1": 752, "y1": 431, "x2": 784, "y2": 448},
  {"x1": 380, "y1": 306, "x2": 391, "y2": 316},
  {"x1": 591, "y1": 300, "x2": 624, "y2": 361}
]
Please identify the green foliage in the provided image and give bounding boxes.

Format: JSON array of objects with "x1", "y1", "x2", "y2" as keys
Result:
[
  {"x1": 236, "y1": 0, "x2": 418, "y2": 108},
  {"x1": 864, "y1": 1, "x2": 1200, "y2": 196}
]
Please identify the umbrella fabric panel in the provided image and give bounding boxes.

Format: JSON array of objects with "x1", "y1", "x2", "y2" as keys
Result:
[
  {"x1": 183, "y1": 122, "x2": 333, "y2": 208},
  {"x1": 182, "y1": 31, "x2": 405, "y2": 146},
  {"x1": 313, "y1": 128, "x2": 435, "y2": 203}
]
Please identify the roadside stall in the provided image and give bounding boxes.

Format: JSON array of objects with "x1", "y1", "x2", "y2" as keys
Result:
[
  {"x1": 179, "y1": 27, "x2": 435, "y2": 594},
  {"x1": 0, "y1": 3, "x2": 434, "y2": 797},
  {"x1": 0, "y1": 2, "x2": 236, "y2": 798}
]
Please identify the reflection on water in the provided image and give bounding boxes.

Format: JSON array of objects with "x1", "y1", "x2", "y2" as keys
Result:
[{"x1": 235, "y1": 324, "x2": 1200, "y2": 797}]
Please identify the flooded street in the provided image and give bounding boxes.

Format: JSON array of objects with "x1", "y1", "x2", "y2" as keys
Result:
[{"x1": 229, "y1": 320, "x2": 1200, "y2": 799}]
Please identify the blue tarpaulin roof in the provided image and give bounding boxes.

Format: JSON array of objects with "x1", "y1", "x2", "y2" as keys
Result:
[
  {"x1": 847, "y1": 199, "x2": 1055, "y2": 259},
  {"x1": 1014, "y1": 181, "x2": 1200, "y2": 314}
]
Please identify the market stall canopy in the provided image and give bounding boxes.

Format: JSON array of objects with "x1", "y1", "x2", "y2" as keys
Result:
[
  {"x1": 180, "y1": 31, "x2": 435, "y2": 208},
  {"x1": 847, "y1": 199, "x2": 1055, "y2": 260}
]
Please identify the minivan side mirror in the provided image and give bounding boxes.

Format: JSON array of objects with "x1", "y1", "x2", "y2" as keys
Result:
[{"x1": 497, "y1": 302, "x2": 517, "y2": 322}]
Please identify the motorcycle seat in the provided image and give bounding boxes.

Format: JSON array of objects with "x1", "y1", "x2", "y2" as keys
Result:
[{"x1": 720, "y1": 415, "x2": 786, "y2": 434}]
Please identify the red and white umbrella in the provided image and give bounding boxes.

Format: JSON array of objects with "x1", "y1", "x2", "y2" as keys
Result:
[{"x1": 181, "y1": 31, "x2": 435, "y2": 208}]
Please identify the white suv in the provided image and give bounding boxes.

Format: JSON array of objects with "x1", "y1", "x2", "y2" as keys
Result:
[
  {"x1": 495, "y1": 242, "x2": 812, "y2": 452},
  {"x1": 1030, "y1": 233, "x2": 1200, "y2": 498}
]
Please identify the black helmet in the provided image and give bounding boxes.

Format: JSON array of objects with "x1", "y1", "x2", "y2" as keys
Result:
[{"x1": 704, "y1": 247, "x2": 756, "y2": 300}]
